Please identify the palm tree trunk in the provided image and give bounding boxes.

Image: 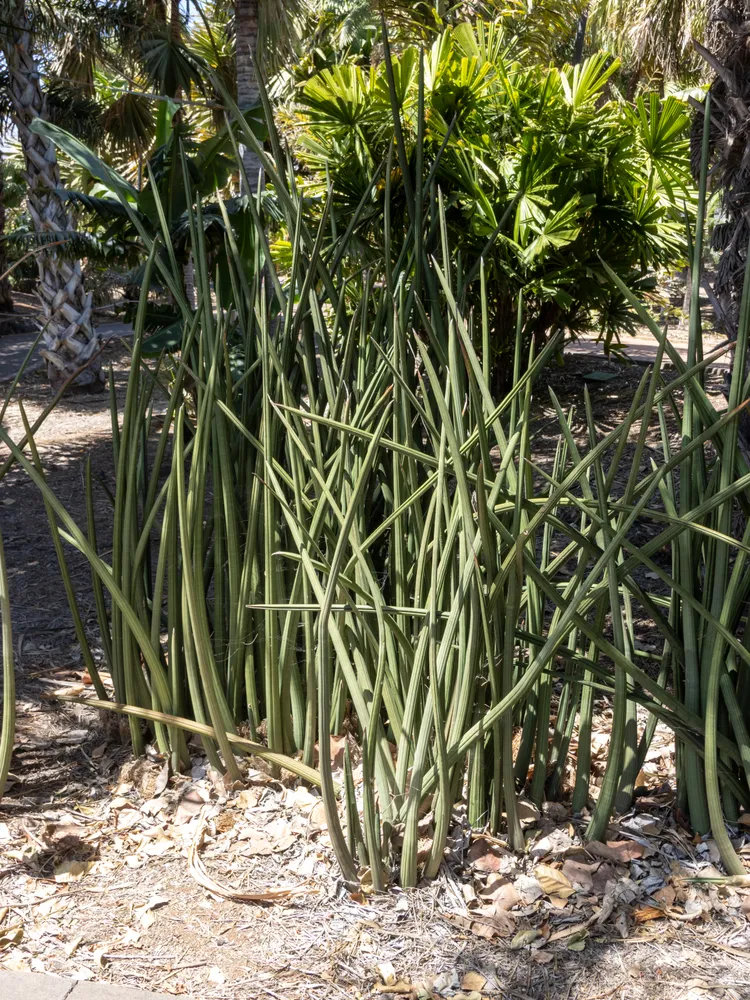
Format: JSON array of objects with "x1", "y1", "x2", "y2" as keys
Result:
[
  {"x1": 573, "y1": 6, "x2": 589, "y2": 65},
  {"x1": 2, "y1": 1, "x2": 103, "y2": 391},
  {"x1": 170, "y1": 0, "x2": 182, "y2": 43},
  {"x1": 692, "y1": 17, "x2": 750, "y2": 458},
  {"x1": 0, "y1": 157, "x2": 14, "y2": 315},
  {"x1": 235, "y1": 0, "x2": 264, "y2": 192}
]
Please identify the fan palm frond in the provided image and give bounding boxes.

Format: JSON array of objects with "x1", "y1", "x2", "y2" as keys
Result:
[
  {"x1": 141, "y1": 33, "x2": 207, "y2": 96},
  {"x1": 101, "y1": 92, "x2": 155, "y2": 155}
]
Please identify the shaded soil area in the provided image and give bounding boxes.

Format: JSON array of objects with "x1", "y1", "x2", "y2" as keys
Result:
[{"x1": 0, "y1": 292, "x2": 40, "y2": 337}]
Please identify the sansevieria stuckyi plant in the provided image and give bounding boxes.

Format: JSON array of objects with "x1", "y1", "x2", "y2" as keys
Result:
[{"x1": 9, "y1": 50, "x2": 750, "y2": 885}]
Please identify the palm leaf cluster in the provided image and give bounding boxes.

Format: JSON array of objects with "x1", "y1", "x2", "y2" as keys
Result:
[
  {"x1": 591, "y1": 0, "x2": 717, "y2": 84},
  {"x1": 293, "y1": 22, "x2": 692, "y2": 363}
]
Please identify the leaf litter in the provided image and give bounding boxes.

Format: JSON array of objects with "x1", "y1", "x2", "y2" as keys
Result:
[{"x1": 1, "y1": 696, "x2": 749, "y2": 1000}]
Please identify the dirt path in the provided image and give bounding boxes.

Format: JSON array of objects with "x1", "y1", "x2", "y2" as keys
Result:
[{"x1": 0, "y1": 321, "x2": 133, "y2": 384}]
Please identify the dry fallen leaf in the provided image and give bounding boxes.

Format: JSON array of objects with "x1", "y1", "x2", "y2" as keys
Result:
[
  {"x1": 175, "y1": 787, "x2": 208, "y2": 825},
  {"x1": 562, "y1": 858, "x2": 597, "y2": 890},
  {"x1": 0, "y1": 924, "x2": 23, "y2": 951},
  {"x1": 65, "y1": 935, "x2": 83, "y2": 958},
  {"x1": 517, "y1": 798, "x2": 541, "y2": 825},
  {"x1": 377, "y1": 961, "x2": 397, "y2": 986},
  {"x1": 468, "y1": 837, "x2": 510, "y2": 873},
  {"x1": 44, "y1": 820, "x2": 88, "y2": 845},
  {"x1": 567, "y1": 932, "x2": 587, "y2": 952},
  {"x1": 188, "y1": 818, "x2": 315, "y2": 901},
  {"x1": 514, "y1": 874, "x2": 544, "y2": 903},
  {"x1": 480, "y1": 878, "x2": 519, "y2": 912},
  {"x1": 284, "y1": 787, "x2": 318, "y2": 812},
  {"x1": 511, "y1": 928, "x2": 543, "y2": 949},
  {"x1": 530, "y1": 828, "x2": 574, "y2": 857},
  {"x1": 238, "y1": 832, "x2": 274, "y2": 857},
  {"x1": 2, "y1": 954, "x2": 27, "y2": 972},
  {"x1": 141, "y1": 798, "x2": 168, "y2": 817},
  {"x1": 531, "y1": 951, "x2": 554, "y2": 964},
  {"x1": 71, "y1": 967, "x2": 94, "y2": 981},
  {"x1": 588, "y1": 840, "x2": 649, "y2": 864},
  {"x1": 461, "y1": 972, "x2": 487, "y2": 991},
  {"x1": 634, "y1": 905, "x2": 665, "y2": 924},
  {"x1": 153, "y1": 762, "x2": 170, "y2": 797},
  {"x1": 652, "y1": 886, "x2": 676, "y2": 908},
  {"x1": 235, "y1": 788, "x2": 262, "y2": 810},
  {"x1": 442, "y1": 910, "x2": 514, "y2": 939},
  {"x1": 562, "y1": 858, "x2": 618, "y2": 896},
  {"x1": 37, "y1": 895, "x2": 70, "y2": 918},
  {"x1": 309, "y1": 801, "x2": 328, "y2": 832},
  {"x1": 54, "y1": 860, "x2": 95, "y2": 883},
  {"x1": 535, "y1": 864, "x2": 574, "y2": 899},
  {"x1": 547, "y1": 894, "x2": 570, "y2": 909},
  {"x1": 116, "y1": 808, "x2": 142, "y2": 831},
  {"x1": 134, "y1": 895, "x2": 170, "y2": 929},
  {"x1": 329, "y1": 735, "x2": 347, "y2": 770},
  {"x1": 548, "y1": 920, "x2": 594, "y2": 942}
]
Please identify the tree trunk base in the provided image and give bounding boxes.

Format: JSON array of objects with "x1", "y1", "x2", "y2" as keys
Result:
[{"x1": 40, "y1": 349, "x2": 107, "y2": 393}]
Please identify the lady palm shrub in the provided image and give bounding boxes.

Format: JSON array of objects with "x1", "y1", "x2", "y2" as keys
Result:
[
  {"x1": 291, "y1": 22, "x2": 693, "y2": 366},
  {"x1": 5, "y1": 66, "x2": 750, "y2": 887}
]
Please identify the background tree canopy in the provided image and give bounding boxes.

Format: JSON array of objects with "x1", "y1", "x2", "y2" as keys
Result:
[{"x1": 292, "y1": 25, "x2": 693, "y2": 367}]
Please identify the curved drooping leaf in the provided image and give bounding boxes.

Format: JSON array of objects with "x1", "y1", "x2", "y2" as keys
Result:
[{"x1": 30, "y1": 118, "x2": 138, "y2": 204}]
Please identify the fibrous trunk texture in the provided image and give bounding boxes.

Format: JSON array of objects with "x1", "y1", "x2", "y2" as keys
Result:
[
  {"x1": 0, "y1": 157, "x2": 14, "y2": 314},
  {"x1": 235, "y1": 0, "x2": 264, "y2": 192},
  {"x1": 2, "y1": 1, "x2": 103, "y2": 390},
  {"x1": 692, "y1": 1, "x2": 750, "y2": 456}
]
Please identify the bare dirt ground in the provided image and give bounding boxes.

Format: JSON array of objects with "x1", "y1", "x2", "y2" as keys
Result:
[
  {"x1": 0, "y1": 292, "x2": 41, "y2": 337},
  {"x1": 0, "y1": 340, "x2": 749, "y2": 1000}
]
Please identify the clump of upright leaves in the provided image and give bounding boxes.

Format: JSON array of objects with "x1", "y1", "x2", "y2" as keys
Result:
[{"x1": 9, "y1": 51, "x2": 750, "y2": 889}]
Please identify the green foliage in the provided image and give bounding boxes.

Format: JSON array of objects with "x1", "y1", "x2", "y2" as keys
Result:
[
  {"x1": 140, "y1": 33, "x2": 207, "y2": 99},
  {"x1": 17, "y1": 102, "x2": 750, "y2": 887},
  {"x1": 31, "y1": 116, "x2": 248, "y2": 272},
  {"x1": 293, "y1": 22, "x2": 693, "y2": 359},
  {"x1": 10, "y1": 0, "x2": 750, "y2": 888}
]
